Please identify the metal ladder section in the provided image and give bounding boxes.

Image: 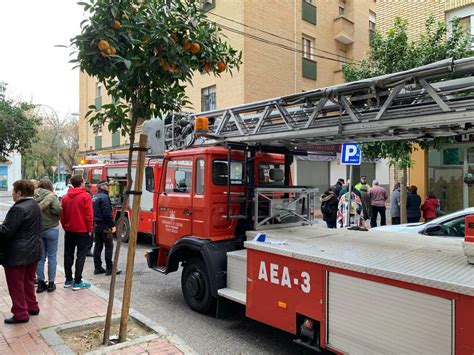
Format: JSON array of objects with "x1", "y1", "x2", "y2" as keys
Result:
[
  {"x1": 217, "y1": 249, "x2": 247, "y2": 305},
  {"x1": 179, "y1": 57, "x2": 474, "y2": 148}
]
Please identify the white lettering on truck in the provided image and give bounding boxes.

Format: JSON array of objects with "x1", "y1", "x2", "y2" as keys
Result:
[{"x1": 258, "y1": 261, "x2": 311, "y2": 293}]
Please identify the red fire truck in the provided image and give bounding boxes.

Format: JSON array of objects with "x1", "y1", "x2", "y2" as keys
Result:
[
  {"x1": 87, "y1": 58, "x2": 474, "y2": 352},
  {"x1": 72, "y1": 150, "x2": 285, "y2": 243}
]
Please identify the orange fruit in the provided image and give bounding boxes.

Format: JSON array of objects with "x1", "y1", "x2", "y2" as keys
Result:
[
  {"x1": 112, "y1": 20, "x2": 121, "y2": 30},
  {"x1": 216, "y1": 61, "x2": 226, "y2": 73},
  {"x1": 107, "y1": 47, "x2": 117, "y2": 55},
  {"x1": 190, "y1": 42, "x2": 201, "y2": 54},
  {"x1": 182, "y1": 40, "x2": 192, "y2": 51},
  {"x1": 98, "y1": 39, "x2": 110, "y2": 51},
  {"x1": 202, "y1": 63, "x2": 211, "y2": 72}
]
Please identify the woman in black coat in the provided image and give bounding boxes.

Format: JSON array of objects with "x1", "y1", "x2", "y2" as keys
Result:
[
  {"x1": 0, "y1": 180, "x2": 42, "y2": 324},
  {"x1": 406, "y1": 185, "x2": 422, "y2": 223},
  {"x1": 320, "y1": 190, "x2": 339, "y2": 228}
]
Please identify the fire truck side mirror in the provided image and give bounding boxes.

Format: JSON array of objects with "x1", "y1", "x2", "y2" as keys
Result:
[{"x1": 145, "y1": 167, "x2": 154, "y2": 192}]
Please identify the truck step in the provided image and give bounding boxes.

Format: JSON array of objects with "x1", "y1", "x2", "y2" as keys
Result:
[
  {"x1": 152, "y1": 265, "x2": 166, "y2": 273},
  {"x1": 218, "y1": 288, "x2": 246, "y2": 305}
]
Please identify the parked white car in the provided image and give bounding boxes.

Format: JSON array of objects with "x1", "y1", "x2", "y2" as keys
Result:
[
  {"x1": 371, "y1": 207, "x2": 474, "y2": 238},
  {"x1": 54, "y1": 182, "x2": 69, "y2": 201}
]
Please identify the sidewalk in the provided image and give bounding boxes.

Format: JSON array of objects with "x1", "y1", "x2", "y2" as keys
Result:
[{"x1": 0, "y1": 271, "x2": 188, "y2": 354}]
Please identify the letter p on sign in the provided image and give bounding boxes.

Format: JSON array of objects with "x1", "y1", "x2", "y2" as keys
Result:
[{"x1": 341, "y1": 143, "x2": 361, "y2": 165}]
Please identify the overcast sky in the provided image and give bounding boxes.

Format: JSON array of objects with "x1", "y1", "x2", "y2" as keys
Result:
[{"x1": 0, "y1": 1, "x2": 84, "y2": 120}]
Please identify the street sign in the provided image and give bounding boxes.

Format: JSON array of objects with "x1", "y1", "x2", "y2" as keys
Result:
[
  {"x1": 51, "y1": 166, "x2": 57, "y2": 172},
  {"x1": 341, "y1": 143, "x2": 361, "y2": 165}
]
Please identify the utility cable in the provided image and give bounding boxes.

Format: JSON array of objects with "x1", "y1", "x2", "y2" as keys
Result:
[
  {"x1": 208, "y1": 12, "x2": 360, "y2": 64},
  {"x1": 214, "y1": 21, "x2": 351, "y2": 64}
]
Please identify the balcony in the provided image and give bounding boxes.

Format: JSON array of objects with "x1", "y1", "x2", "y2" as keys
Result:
[
  {"x1": 95, "y1": 136, "x2": 102, "y2": 150},
  {"x1": 334, "y1": 16, "x2": 354, "y2": 44},
  {"x1": 302, "y1": 58, "x2": 317, "y2": 80},
  {"x1": 302, "y1": 1, "x2": 317, "y2": 25}
]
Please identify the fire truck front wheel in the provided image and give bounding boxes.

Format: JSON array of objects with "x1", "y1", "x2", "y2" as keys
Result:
[{"x1": 181, "y1": 257, "x2": 215, "y2": 314}]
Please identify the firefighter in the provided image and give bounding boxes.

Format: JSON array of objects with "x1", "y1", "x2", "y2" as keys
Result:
[{"x1": 92, "y1": 180, "x2": 121, "y2": 276}]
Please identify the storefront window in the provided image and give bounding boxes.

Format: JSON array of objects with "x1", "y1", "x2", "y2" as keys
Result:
[{"x1": 429, "y1": 148, "x2": 464, "y2": 212}]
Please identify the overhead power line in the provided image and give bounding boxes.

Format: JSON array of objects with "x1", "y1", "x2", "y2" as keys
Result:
[
  {"x1": 213, "y1": 22, "x2": 351, "y2": 65},
  {"x1": 208, "y1": 12, "x2": 360, "y2": 64}
]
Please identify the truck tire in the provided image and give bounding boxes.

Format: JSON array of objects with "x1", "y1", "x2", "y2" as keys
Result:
[
  {"x1": 117, "y1": 216, "x2": 130, "y2": 243},
  {"x1": 181, "y1": 257, "x2": 215, "y2": 314}
]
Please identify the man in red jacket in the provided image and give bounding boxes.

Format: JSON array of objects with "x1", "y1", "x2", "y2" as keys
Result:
[{"x1": 60, "y1": 175, "x2": 93, "y2": 290}]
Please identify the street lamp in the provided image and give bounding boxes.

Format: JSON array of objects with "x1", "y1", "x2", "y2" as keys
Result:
[{"x1": 34, "y1": 105, "x2": 79, "y2": 183}]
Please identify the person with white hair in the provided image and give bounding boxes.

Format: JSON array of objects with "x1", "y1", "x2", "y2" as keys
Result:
[{"x1": 369, "y1": 180, "x2": 388, "y2": 228}]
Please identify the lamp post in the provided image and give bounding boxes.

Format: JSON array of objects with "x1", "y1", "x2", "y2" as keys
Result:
[{"x1": 35, "y1": 105, "x2": 79, "y2": 183}]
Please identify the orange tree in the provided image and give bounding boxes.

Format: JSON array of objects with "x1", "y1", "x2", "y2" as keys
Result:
[
  {"x1": 70, "y1": 0, "x2": 241, "y2": 228},
  {"x1": 71, "y1": 0, "x2": 241, "y2": 141}
]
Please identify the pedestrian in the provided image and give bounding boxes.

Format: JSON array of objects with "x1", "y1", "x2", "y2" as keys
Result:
[
  {"x1": 406, "y1": 185, "x2": 422, "y2": 223},
  {"x1": 421, "y1": 193, "x2": 439, "y2": 222},
  {"x1": 330, "y1": 178, "x2": 345, "y2": 197},
  {"x1": 84, "y1": 182, "x2": 94, "y2": 257},
  {"x1": 339, "y1": 180, "x2": 361, "y2": 198},
  {"x1": 337, "y1": 189, "x2": 364, "y2": 228},
  {"x1": 354, "y1": 176, "x2": 371, "y2": 191},
  {"x1": 35, "y1": 178, "x2": 62, "y2": 293},
  {"x1": 93, "y1": 180, "x2": 121, "y2": 276},
  {"x1": 61, "y1": 175, "x2": 93, "y2": 291},
  {"x1": 390, "y1": 182, "x2": 401, "y2": 225},
  {"x1": 358, "y1": 185, "x2": 372, "y2": 222},
  {"x1": 320, "y1": 189, "x2": 339, "y2": 229},
  {"x1": 369, "y1": 180, "x2": 388, "y2": 227},
  {"x1": 0, "y1": 180, "x2": 42, "y2": 324}
]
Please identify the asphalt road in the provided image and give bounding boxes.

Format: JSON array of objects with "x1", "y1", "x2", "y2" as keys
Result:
[{"x1": 0, "y1": 195, "x2": 311, "y2": 354}]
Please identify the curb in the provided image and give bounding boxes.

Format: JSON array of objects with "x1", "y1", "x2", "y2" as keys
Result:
[{"x1": 53, "y1": 266, "x2": 197, "y2": 355}]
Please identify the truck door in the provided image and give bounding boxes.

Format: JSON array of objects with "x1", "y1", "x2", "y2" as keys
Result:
[{"x1": 157, "y1": 159, "x2": 193, "y2": 248}]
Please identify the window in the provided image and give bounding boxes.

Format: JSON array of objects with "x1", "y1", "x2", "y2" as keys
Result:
[
  {"x1": 74, "y1": 169, "x2": 84, "y2": 177},
  {"x1": 258, "y1": 163, "x2": 285, "y2": 186},
  {"x1": 165, "y1": 160, "x2": 193, "y2": 193},
  {"x1": 426, "y1": 216, "x2": 466, "y2": 238},
  {"x1": 196, "y1": 159, "x2": 205, "y2": 195},
  {"x1": 339, "y1": 0, "x2": 345, "y2": 16},
  {"x1": 200, "y1": 0, "x2": 215, "y2": 11},
  {"x1": 91, "y1": 168, "x2": 102, "y2": 184},
  {"x1": 213, "y1": 160, "x2": 244, "y2": 185},
  {"x1": 96, "y1": 83, "x2": 102, "y2": 98},
  {"x1": 145, "y1": 166, "x2": 154, "y2": 192},
  {"x1": 369, "y1": 11, "x2": 376, "y2": 43},
  {"x1": 302, "y1": 36, "x2": 315, "y2": 61},
  {"x1": 201, "y1": 85, "x2": 216, "y2": 112}
]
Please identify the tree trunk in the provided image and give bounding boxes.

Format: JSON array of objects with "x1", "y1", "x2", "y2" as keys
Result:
[
  {"x1": 400, "y1": 167, "x2": 408, "y2": 224},
  {"x1": 103, "y1": 106, "x2": 139, "y2": 345}
]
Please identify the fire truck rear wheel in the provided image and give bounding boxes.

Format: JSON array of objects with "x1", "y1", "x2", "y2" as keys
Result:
[
  {"x1": 117, "y1": 216, "x2": 130, "y2": 243},
  {"x1": 181, "y1": 257, "x2": 214, "y2": 314}
]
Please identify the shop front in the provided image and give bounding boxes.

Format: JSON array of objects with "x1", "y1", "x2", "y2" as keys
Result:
[{"x1": 428, "y1": 137, "x2": 474, "y2": 213}]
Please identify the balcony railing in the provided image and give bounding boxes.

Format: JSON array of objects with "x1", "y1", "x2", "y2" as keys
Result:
[
  {"x1": 302, "y1": 1, "x2": 317, "y2": 25},
  {"x1": 302, "y1": 58, "x2": 317, "y2": 80}
]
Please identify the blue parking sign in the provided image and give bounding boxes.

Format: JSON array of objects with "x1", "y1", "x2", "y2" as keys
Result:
[{"x1": 341, "y1": 143, "x2": 361, "y2": 165}]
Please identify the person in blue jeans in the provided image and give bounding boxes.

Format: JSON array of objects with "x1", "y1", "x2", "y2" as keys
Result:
[{"x1": 34, "y1": 179, "x2": 62, "y2": 293}]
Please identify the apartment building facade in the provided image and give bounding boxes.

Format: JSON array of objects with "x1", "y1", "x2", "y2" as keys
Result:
[
  {"x1": 79, "y1": 0, "x2": 384, "y2": 192},
  {"x1": 377, "y1": 0, "x2": 474, "y2": 212}
]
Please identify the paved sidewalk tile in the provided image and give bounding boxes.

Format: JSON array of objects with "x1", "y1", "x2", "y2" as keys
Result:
[{"x1": 0, "y1": 271, "x2": 183, "y2": 354}]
